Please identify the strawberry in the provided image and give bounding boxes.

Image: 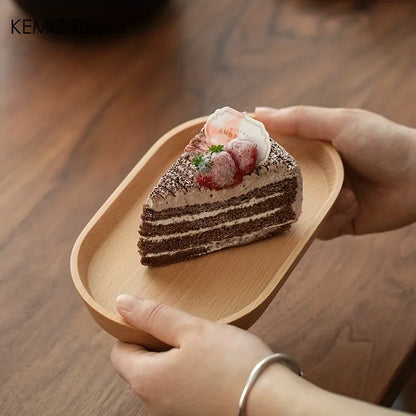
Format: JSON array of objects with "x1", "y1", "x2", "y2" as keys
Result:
[
  {"x1": 192, "y1": 140, "x2": 258, "y2": 190},
  {"x1": 195, "y1": 150, "x2": 237, "y2": 190},
  {"x1": 224, "y1": 139, "x2": 257, "y2": 175}
]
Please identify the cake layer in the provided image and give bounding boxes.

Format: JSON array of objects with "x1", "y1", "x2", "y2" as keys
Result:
[
  {"x1": 142, "y1": 177, "x2": 298, "y2": 221},
  {"x1": 140, "y1": 223, "x2": 291, "y2": 266},
  {"x1": 148, "y1": 139, "x2": 299, "y2": 211},
  {"x1": 138, "y1": 122, "x2": 303, "y2": 266},
  {"x1": 149, "y1": 192, "x2": 285, "y2": 225},
  {"x1": 139, "y1": 187, "x2": 296, "y2": 237},
  {"x1": 139, "y1": 204, "x2": 295, "y2": 254}
]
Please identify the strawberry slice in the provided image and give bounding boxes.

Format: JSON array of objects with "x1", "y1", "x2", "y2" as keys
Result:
[
  {"x1": 224, "y1": 139, "x2": 257, "y2": 175},
  {"x1": 196, "y1": 151, "x2": 237, "y2": 190}
]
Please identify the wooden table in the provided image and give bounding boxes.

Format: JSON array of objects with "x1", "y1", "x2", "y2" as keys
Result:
[{"x1": 1, "y1": 0, "x2": 415, "y2": 414}]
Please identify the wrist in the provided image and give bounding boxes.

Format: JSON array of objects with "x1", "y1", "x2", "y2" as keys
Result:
[
  {"x1": 246, "y1": 363, "x2": 315, "y2": 416},
  {"x1": 245, "y1": 363, "x2": 407, "y2": 416}
]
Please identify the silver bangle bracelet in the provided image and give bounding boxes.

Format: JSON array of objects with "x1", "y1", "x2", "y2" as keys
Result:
[{"x1": 238, "y1": 353, "x2": 303, "y2": 416}]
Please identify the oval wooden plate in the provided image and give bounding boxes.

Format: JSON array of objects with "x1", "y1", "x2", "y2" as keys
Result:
[{"x1": 71, "y1": 116, "x2": 343, "y2": 350}]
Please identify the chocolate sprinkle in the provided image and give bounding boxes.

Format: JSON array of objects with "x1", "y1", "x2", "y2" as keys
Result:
[{"x1": 149, "y1": 133, "x2": 298, "y2": 202}]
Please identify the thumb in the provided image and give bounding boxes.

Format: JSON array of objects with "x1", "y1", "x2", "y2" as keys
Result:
[
  {"x1": 116, "y1": 294, "x2": 199, "y2": 348},
  {"x1": 255, "y1": 105, "x2": 348, "y2": 142}
]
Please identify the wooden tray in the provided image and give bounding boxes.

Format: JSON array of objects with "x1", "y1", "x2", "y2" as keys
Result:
[{"x1": 70, "y1": 116, "x2": 344, "y2": 350}]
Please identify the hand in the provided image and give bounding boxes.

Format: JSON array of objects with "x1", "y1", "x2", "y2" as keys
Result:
[
  {"x1": 110, "y1": 294, "x2": 274, "y2": 416},
  {"x1": 255, "y1": 106, "x2": 416, "y2": 239},
  {"x1": 110, "y1": 295, "x2": 408, "y2": 416}
]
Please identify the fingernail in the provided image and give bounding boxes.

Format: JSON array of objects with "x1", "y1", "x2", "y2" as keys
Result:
[
  {"x1": 116, "y1": 294, "x2": 141, "y2": 312},
  {"x1": 254, "y1": 106, "x2": 276, "y2": 115}
]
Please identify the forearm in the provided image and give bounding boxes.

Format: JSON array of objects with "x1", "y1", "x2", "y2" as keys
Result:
[{"x1": 247, "y1": 364, "x2": 412, "y2": 416}]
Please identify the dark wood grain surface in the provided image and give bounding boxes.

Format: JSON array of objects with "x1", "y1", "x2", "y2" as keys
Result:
[{"x1": 1, "y1": 0, "x2": 415, "y2": 415}]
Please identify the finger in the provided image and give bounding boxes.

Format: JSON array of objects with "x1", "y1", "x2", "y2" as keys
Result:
[
  {"x1": 255, "y1": 105, "x2": 350, "y2": 141},
  {"x1": 331, "y1": 187, "x2": 358, "y2": 216},
  {"x1": 111, "y1": 340, "x2": 149, "y2": 384},
  {"x1": 318, "y1": 211, "x2": 356, "y2": 240},
  {"x1": 318, "y1": 188, "x2": 358, "y2": 239},
  {"x1": 116, "y1": 295, "x2": 199, "y2": 347}
]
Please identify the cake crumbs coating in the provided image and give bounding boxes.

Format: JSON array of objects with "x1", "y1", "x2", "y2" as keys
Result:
[{"x1": 149, "y1": 131, "x2": 298, "y2": 202}]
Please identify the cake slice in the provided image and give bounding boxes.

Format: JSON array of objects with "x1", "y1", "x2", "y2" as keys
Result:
[{"x1": 138, "y1": 107, "x2": 302, "y2": 266}]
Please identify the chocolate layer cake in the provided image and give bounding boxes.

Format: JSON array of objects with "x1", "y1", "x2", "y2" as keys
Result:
[{"x1": 138, "y1": 108, "x2": 302, "y2": 266}]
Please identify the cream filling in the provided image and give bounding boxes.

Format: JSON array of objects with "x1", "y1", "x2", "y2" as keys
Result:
[
  {"x1": 149, "y1": 169, "x2": 297, "y2": 211},
  {"x1": 141, "y1": 205, "x2": 287, "y2": 242},
  {"x1": 144, "y1": 220, "x2": 294, "y2": 258},
  {"x1": 150, "y1": 191, "x2": 284, "y2": 225}
]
